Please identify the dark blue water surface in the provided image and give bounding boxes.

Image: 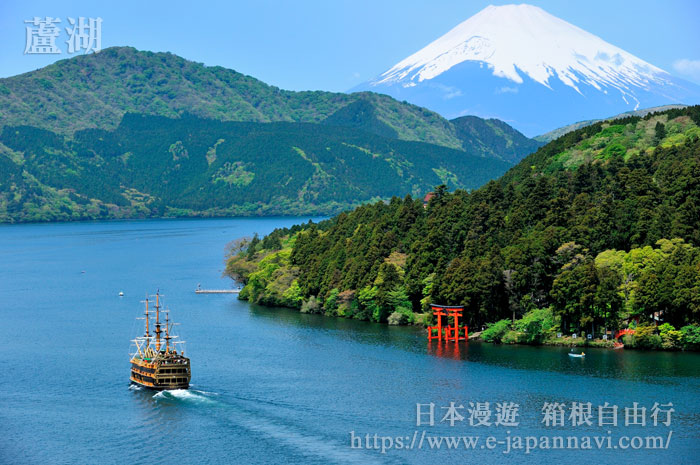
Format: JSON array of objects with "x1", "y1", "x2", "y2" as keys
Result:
[{"x1": 1, "y1": 218, "x2": 699, "y2": 465}]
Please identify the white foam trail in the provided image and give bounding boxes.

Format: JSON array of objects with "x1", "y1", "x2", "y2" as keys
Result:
[
  {"x1": 191, "y1": 389, "x2": 218, "y2": 396},
  {"x1": 153, "y1": 389, "x2": 216, "y2": 404},
  {"x1": 231, "y1": 411, "x2": 386, "y2": 465},
  {"x1": 150, "y1": 389, "x2": 385, "y2": 464}
]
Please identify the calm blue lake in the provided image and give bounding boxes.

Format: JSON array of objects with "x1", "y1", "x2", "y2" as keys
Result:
[{"x1": 1, "y1": 218, "x2": 699, "y2": 465}]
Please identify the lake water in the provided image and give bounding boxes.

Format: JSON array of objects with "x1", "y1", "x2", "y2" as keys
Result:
[{"x1": 1, "y1": 218, "x2": 699, "y2": 465}]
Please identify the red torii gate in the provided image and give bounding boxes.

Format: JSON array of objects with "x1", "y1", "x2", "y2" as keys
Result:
[
  {"x1": 428, "y1": 304, "x2": 467, "y2": 342},
  {"x1": 614, "y1": 328, "x2": 635, "y2": 341},
  {"x1": 427, "y1": 306, "x2": 446, "y2": 341}
]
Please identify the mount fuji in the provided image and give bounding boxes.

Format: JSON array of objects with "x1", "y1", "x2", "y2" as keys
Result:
[{"x1": 355, "y1": 4, "x2": 700, "y2": 136}]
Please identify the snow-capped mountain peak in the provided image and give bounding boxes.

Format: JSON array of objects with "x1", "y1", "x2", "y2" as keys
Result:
[
  {"x1": 377, "y1": 4, "x2": 667, "y2": 102},
  {"x1": 357, "y1": 4, "x2": 700, "y2": 136}
]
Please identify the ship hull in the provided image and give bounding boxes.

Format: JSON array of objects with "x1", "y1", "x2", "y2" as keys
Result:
[
  {"x1": 130, "y1": 359, "x2": 191, "y2": 390},
  {"x1": 130, "y1": 379, "x2": 189, "y2": 391}
]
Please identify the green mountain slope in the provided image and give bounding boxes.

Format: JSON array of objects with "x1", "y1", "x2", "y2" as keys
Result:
[
  {"x1": 534, "y1": 104, "x2": 689, "y2": 143},
  {"x1": 0, "y1": 46, "x2": 458, "y2": 147},
  {"x1": 0, "y1": 46, "x2": 537, "y2": 161},
  {"x1": 227, "y1": 106, "x2": 700, "y2": 343},
  {"x1": 0, "y1": 113, "x2": 512, "y2": 222},
  {"x1": 450, "y1": 115, "x2": 543, "y2": 163}
]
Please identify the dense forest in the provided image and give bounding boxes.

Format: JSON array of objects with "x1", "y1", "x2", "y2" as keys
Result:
[
  {"x1": 227, "y1": 106, "x2": 700, "y2": 350},
  {"x1": 0, "y1": 113, "x2": 517, "y2": 222}
]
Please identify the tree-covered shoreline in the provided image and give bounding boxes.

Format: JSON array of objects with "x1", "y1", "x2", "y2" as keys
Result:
[{"x1": 226, "y1": 106, "x2": 700, "y2": 351}]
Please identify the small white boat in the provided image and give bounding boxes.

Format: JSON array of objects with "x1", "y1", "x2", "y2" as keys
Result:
[
  {"x1": 119, "y1": 291, "x2": 124, "y2": 297},
  {"x1": 568, "y1": 352, "x2": 585, "y2": 358}
]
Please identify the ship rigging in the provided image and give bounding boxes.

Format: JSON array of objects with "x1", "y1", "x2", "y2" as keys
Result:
[{"x1": 129, "y1": 291, "x2": 191, "y2": 390}]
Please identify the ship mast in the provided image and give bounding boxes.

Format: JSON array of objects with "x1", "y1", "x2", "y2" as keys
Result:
[
  {"x1": 164, "y1": 309, "x2": 172, "y2": 352},
  {"x1": 154, "y1": 291, "x2": 162, "y2": 352},
  {"x1": 143, "y1": 297, "x2": 151, "y2": 340}
]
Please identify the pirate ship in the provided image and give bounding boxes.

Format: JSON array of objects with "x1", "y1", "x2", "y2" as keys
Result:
[{"x1": 130, "y1": 292, "x2": 191, "y2": 390}]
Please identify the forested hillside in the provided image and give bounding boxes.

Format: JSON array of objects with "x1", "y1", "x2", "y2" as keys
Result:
[
  {"x1": 0, "y1": 47, "x2": 547, "y2": 223},
  {"x1": 227, "y1": 106, "x2": 700, "y2": 349},
  {"x1": 0, "y1": 113, "x2": 511, "y2": 222},
  {"x1": 534, "y1": 104, "x2": 689, "y2": 143}
]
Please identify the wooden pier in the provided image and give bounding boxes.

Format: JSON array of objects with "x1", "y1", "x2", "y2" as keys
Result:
[{"x1": 195, "y1": 289, "x2": 240, "y2": 294}]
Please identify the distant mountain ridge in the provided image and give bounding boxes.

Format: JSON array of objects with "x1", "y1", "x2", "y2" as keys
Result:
[
  {"x1": 356, "y1": 4, "x2": 700, "y2": 136},
  {"x1": 0, "y1": 47, "x2": 459, "y2": 148},
  {"x1": 0, "y1": 113, "x2": 514, "y2": 223},
  {"x1": 0, "y1": 46, "x2": 551, "y2": 223},
  {"x1": 450, "y1": 115, "x2": 541, "y2": 164},
  {"x1": 0, "y1": 46, "x2": 540, "y2": 163}
]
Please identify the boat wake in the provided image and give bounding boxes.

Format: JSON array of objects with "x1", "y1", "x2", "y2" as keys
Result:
[
  {"x1": 145, "y1": 388, "x2": 388, "y2": 464},
  {"x1": 132, "y1": 385, "x2": 390, "y2": 464},
  {"x1": 228, "y1": 410, "x2": 388, "y2": 465},
  {"x1": 188, "y1": 387, "x2": 219, "y2": 396},
  {"x1": 153, "y1": 389, "x2": 218, "y2": 403}
]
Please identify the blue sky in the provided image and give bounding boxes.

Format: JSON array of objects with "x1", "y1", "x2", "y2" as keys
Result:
[{"x1": 1, "y1": 0, "x2": 699, "y2": 91}]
